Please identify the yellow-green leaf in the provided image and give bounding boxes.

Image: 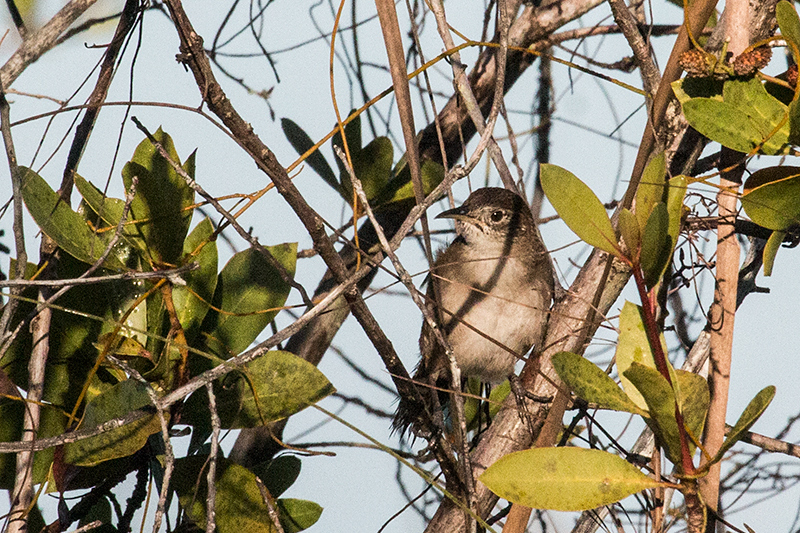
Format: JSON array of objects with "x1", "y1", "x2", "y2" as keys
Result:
[
  {"x1": 778, "y1": 0, "x2": 800, "y2": 63},
  {"x1": 615, "y1": 302, "x2": 673, "y2": 411},
  {"x1": 617, "y1": 208, "x2": 640, "y2": 259},
  {"x1": 623, "y1": 363, "x2": 683, "y2": 466},
  {"x1": 540, "y1": 163, "x2": 619, "y2": 256},
  {"x1": 173, "y1": 456, "x2": 322, "y2": 533},
  {"x1": 202, "y1": 243, "x2": 297, "y2": 358},
  {"x1": 552, "y1": 351, "x2": 645, "y2": 415},
  {"x1": 713, "y1": 386, "x2": 775, "y2": 464},
  {"x1": 480, "y1": 447, "x2": 663, "y2": 511},
  {"x1": 763, "y1": 230, "x2": 785, "y2": 276},
  {"x1": 635, "y1": 152, "x2": 666, "y2": 230}
]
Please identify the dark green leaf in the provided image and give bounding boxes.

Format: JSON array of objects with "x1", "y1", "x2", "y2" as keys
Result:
[
  {"x1": 64, "y1": 380, "x2": 161, "y2": 466},
  {"x1": 552, "y1": 351, "x2": 645, "y2": 415},
  {"x1": 203, "y1": 243, "x2": 296, "y2": 358},
  {"x1": 74, "y1": 174, "x2": 147, "y2": 255},
  {"x1": 540, "y1": 163, "x2": 620, "y2": 256},
  {"x1": 713, "y1": 386, "x2": 775, "y2": 464},
  {"x1": 671, "y1": 78, "x2": 724, "y2": 105},
  {"x1": 0, "y1": 401, "x2": 68, "y2": 489},
  {"x1": 640, "y1": 203, "x2": 672, "y2": 289},
  {"x1": 182, "y1": 350, "x2": 335, "y2": 429},
  {"x1": 122, "y1": 129, "x2": 195, "y2": 265},
  {"x1": 281, "y1": 118, "x2": 340, "y2": 193},
  {"x1": 250, "y1": 455, "x2": 302, "y2": 498},
  {"x1": 479, "y1": 447, "x2": 662, "y2": 511},
  {"x1": 331, "y1": 110, "x2": 362, "y2": 169},
  {"x1": 20, "y1": 168, "x2": 125, "y2": 270}
]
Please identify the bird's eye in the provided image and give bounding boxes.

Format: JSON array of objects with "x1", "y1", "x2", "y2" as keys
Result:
[{"x1": 490, "y1": 210, "x2": 505, "y2": 222}]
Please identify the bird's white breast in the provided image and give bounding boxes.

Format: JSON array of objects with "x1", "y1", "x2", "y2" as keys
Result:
[{"x1": 434, "y1": 250, "x2": 549, "y2": 383}]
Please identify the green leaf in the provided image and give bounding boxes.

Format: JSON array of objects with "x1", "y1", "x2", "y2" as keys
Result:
[
  {"x1": 340, "y1": 136, "x2": 393, "y2": 203},
  {"x1": 552, "y1": 351, "x2": 645, "y2": 415},
  {"x1": 479, "y1": 447, "x2": 663, "y2": 511},
  {"x1": 203, "y1": 243, "x2": 297, "y2": 358},
  {"x1": 762, "y1": 229, "x2": 785, "y2": 276},
  {"x1": 713, "y1": 386, "x2": 775, "y2": 464},
  {"x1": 681, "y1": 79, "x2": 790, "y2": 155},
  {"x1": 378, "y1": 159, "x2": 444, "y2": 206},
  {"x1": 74, "y1": 174, "x2": 147, "y2": 254},
  {"x1": 122, "y1": 129, "x2": 195, "y2": 265},
  {"x1": 465, "y1": 378, "x2": 510, "y2": 429},
  {"x1": 790, "y1": 99, "x2": 800, "y2": 146},
  {"x1": 623, "y1": 363, "x2": 683, "y2": 466},
  {"x1": 640, "y1": 203, "x2": 672, "y2": 289},
  {"x1": 173, "y1": 218, "x2": 218, "y2": 337},
  {"x1": 635, "y1": 152, "x2": 666, "y2": 230},
  {"x1": 778, "y1": 0, "x2": 800, "y2": 63},
  {"x1": 617, "y1": 208, "x2": 640, "y2": 259},
  {"x1": 174, "y1": 456, "x2": 322, "y2": 533},
  {"x1": 331, "y1": 111, "x2": 362, "y2": 162},
  {"x1": 20, "y1": 168, "x2": 125, "y2": 270},
  {"x1": 281, "y1": 118, "x2": 340, "y2": 193},
  {"x1": 64, "y1": 380, "x2": 161, "y2": 467},
  {"x1": 741, "y1": 166, "x2": 800, "y2": 230},
  {"x1": 723, "y1": 78, "x2": 788, "y2": 137},
  {"x1": 540, "y1": 163, "x2": 619, "y2": 256},
  {"x1": 666, "y1": 175, "x2": 688, "y2": 246},
  {"x1": 277, "y1": 498, "x2": 323, "y2": 533},
  {"x1": 182, "y1": 350, "x2": 335, "y2": 429}
]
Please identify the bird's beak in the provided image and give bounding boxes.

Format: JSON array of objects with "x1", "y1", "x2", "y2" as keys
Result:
[{"x1": 436, "y1": 205, "x2": 473, "y2": 223}]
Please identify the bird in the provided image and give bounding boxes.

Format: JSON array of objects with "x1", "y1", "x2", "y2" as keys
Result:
[{"x1": 392, "y1": 187, "x2": 554, "y2": 437}]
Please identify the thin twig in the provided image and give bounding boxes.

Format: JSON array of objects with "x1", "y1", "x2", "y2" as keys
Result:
[
  {"x1": 0, "y1": 262, "x2": 198, "y2": 288},
  {"x1": 607, "y1": 0, "x2": 661, "y2": 95},
  {"x1": 428, "y1": 0, "x2": 515, "y2": 191},
  {"x1": 0, "y1": 80, "x2": 27, "y2": 343},
  {"x1": 205, "y1": 382, "x2": 220, "y2": 533}
]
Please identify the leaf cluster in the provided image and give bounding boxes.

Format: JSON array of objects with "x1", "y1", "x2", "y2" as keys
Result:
[{"x1": 0, "y1": 130, "x2": 332, "y2": 532}]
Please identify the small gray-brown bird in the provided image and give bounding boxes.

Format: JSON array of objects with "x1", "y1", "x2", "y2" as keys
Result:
[{"x1": 393, "y1": 187, "x2": 554, "y2": 437}]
